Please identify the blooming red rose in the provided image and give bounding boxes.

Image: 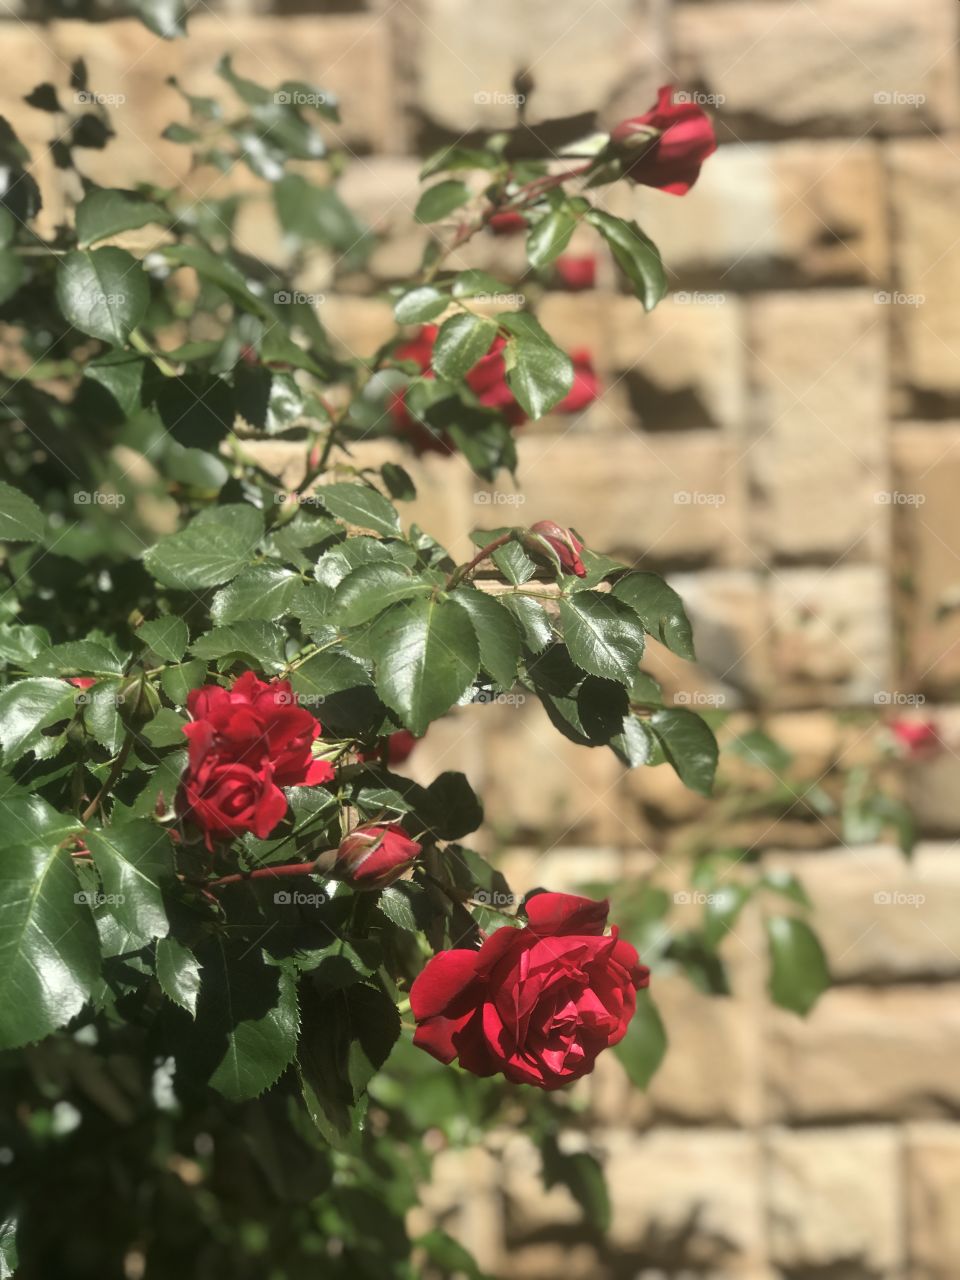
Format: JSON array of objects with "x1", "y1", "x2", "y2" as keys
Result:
[
  {"x1": 335, "y1": 822, "x2": 422, "y2": 890},
  {"x1": 890, "y1": 718, "x2": 940, "y2": 760},
  {"x1": 411, "y1": 892, "x2": 648, "y2": 1089},
  {"x1": 389, "y1": 327, "x2": 599, "y2": 452},
  {"x1": 610, "y1": 85, "x2": 717, "y2": 195},
  {"x1": 178, "y1": 672, "x2": 333, "y2": 847},
  {"x1": 555, "y1": 255, "x2": 596, "y2": 291},
  {"x1": 527, "y1": 520, "x2": 587, "y2": 577}
]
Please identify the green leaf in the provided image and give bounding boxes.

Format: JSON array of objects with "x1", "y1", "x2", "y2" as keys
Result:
[
  {"x1": 613, "y1": 989, "x2": 666, "y2": 1088},
  {"x1": 0, "y1": 480, "x2": 45, "y2": 543},
  {"x1": 761, "y1": 869, "x2": 812, "y2": 909},
  {"x1": 612, "y1": 572, "x2": 695, "y2": 660},
  {"x1": 0, "y1": 678, "x2": 75, "y2": 766},
  {"x1": 210, "y1": 566, "x2": 302, "y2": 625},
  {"x1": 369, "y1": 596, "x2": 479, "y2": 736},
  {"x1": 585, "y1": 210, "x2": 667, "y2": 311},
  {"x1": 526, "y1": 207, "x2": 577, "y2": 269},
  {"x1": 160, "y1": 660, "x2": 207, "y2": 706},
  {"x1": 156, "y1": 936, "x2": 201, "y2": 1016},
  {"x1": 394, "y1": 285, "x2": 449, "y2": 325},
  {"x1": 431, "y1": 313, "x2": 498, "y2": 381},
  {"x1": 649, "y1": 708, "x2": 718, "y2": 797},
  {"x1": 611, "y1": 713, "x2": 663, "y2": 769},
  {"x1": 197, "y1": 944, "x2": 300, "y2": 1101},
  {"x1": 0, "y1": 250, "x2": 23, "y2": 305},
  {"x1": 450, "y1": 588, "x2": 521, "y2": 689},
  {"x1": 766, "y1": 916, "x2": 830, "y2": 1015},
  {"x1": 138, "y1": 616, "x2": 188, "y2": 662},
  {"x1": 56, "y1": 247, "x2": 149, "y2": 345},
  {"x1": 190, "y1": 621, "x2": 287, "y2": 669},
  {"x1": 414, "y1": 180, "x2": 470, "y2": 224},
  {"x1": 24, "y1": 640, "x2": 124, "y2": 678},
  {"x1": 0, "y1": 844, "x2": 100, "y2": 1049},
  {"x1": 381, "y1": 462, "x2": 417, "y2": 501},
  {"x1": 333, "y1": 563, "x2": 433, "y2": 628},
  {"x1": 129, "y1": 0, "x2": 188, "y2": 38},
  {"x1": 559, "y1": 591, "x2": 645, "y2": 683},
  {"x1": 3, "y1": 793, "x2": 81, "y2": 846},
  {"x1": 499, "y1": 312, "x2": 574, "y2": 418},
  {"x1": 75, "y1": 187, "x2": 167, "y2": 247},
  {"x1": 317, "y1": 483, "x2": 400, "y2": 538},
  {"x1": 452, "y1": 269, "x2": 511, "y2": 299},
  {"x1": 85, "y1": 821, "x2": 173, "y2": 950},
  {"x1": 378, "y1": 884, "x2": 420, "y2": 932},
  {"x1": 143, "y1": 504, "x2": 264, "y2": 590},
  {"x1": 157, "y1": 244, "x2": 273, "y2": 320},
  {"x1": 502, "y1": 596, "x2": 553, "y2": 652},
  {"x1": 416, "y1": 1231, "x2": 488, "y2": 1280},
  {"x1": 540, "y1": 1138, "x2": 610, "y2": 1233},
  {"x1": 425, "y1": 771, "x2": 484, "y2": 839}
]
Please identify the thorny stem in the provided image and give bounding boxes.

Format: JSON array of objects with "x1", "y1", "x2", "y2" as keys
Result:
[{"x1": 446, "y1": 533, "x2": 514, "y2": 589}]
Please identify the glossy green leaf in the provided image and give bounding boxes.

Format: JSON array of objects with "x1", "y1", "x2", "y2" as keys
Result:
[
  {"x1": 450, "y1": 588, "x2": 521, "y2": 689},
  {"x1": 0, "y1": 481, "x2": 45, "y2": 543},
  {"x1": 137, "y1": 616, "x2": 188, "y2": 662},
  {"x1": 526, "y1": 207, "x2": 577, "y2": 269},
  {"x1": 143, "y1": 505, "x2": 264, "y2": 590},
  {"x1": 414, "y1": 180, "x2": 470, "y2": 224},
  {"x1": 0, "y1": 678, "x2": 75, "y2": 766},
  {"x1": 85, "y1": 821, "x2": 173, "y2": 950},
  {"x1": 156, "y1": 936, "x2": 201, "y2": 1016},
  {"x1": 612, "y1": 572, "x2": 695, "y2": 660},
  {"x1": 649, "y1": 707, "x2": 718, "y2": 797},
  {"x1": 559, "y1": 591, "x2": 645, "y2": 683},
  {"x1": 499, "y1": 311, "x2": 574, "y2": 418},
  {"x1": 613, "y1": 989, "x2": 666, "y2": 1088},
  {"x1": 431, "y1": 313, "x2": 498, "y2": 381},
  {"x1": 75, "y1": 188, "x2": 167, "y2": 247},
  {"x1": 317, "y1": 483, "x2": 400, "y2": 538},
  {"x1": 56, "y1": 247, "x2": 149, "y2": 345},
  {"x1": 585, "y1": 210, "x2": 667, "y2": 311},
  {"x1": 333, "y1": 563, "x2": 433, "y2": 628},
  {"x1": 766, "y1": 916, "x2": 830, "y2": 1016}
]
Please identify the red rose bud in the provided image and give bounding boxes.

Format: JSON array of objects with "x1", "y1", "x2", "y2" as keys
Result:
[
  {"x1": 890, "y1": 718, "x2": 940, "y2": 760},
  {"x1": 611, "y1": 85, "x2": 717, "y2": 195},
  {"x1": 335, "y1": 823, "x2": 422, "y2": 891},
  {"x1": 527, "y1": 520, "x2": 587, "y2": 577},
  {"x1": 68, "y1": 677, "x2": 97, "y2": 690},
  {"x1": 554, "y1": 255, "x2": 596, "y2": 291},
  {"x1": 488, "y1": 210, "x2": 528, "y2": 235},
  {"x1": 411, "y1": 892, "x2": 649, "y2": 1089}
]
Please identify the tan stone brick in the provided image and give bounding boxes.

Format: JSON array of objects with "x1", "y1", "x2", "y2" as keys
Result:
[
  {"x1": 888, "y1": 139, "x2": 960, "y2": 398},
  {"x1": 905, "y1": 1122, "x2": 960, "y2": 1280},
  {"x1": 411, "y1": 0, "x2": 658, "y2": 133},
  {"x1": 673, "y1": 0, "x2": 960, "y2": 136},
  {"x1": 767, "y1": 985, "x2": 960, "y2": 1120},
  {"x1": 598, "y1": 1129, "x2": 765, "y2": 1270},
  {"x1": 320, "y1": 294, "x2": 396, "y2": 359},
  {"x1": 903, "y1": 707, "x2": 960, "y2": 836},
  {"x1": 746, "y1": 291, "x2": 889, "y2": 563},
  {"x1": 769, "y1": 567, "x2": 892, "y2": 708},
  {"x1": 892, "y1": 425, "x2": 960, "y2": 698},
  {"x1": 182, "y1": 15, "x2": 397, "y2": 152},
  {"x1": 765, "y1": 844, "x2": 960, "y2": 982},
  {"x1": 667, "y1": 571, "x2": 772, "y2": 702},
  {"x1": 767, "y1": 1127, "x2": 903, "y2": 1273},
  {"x1": 636, "y1": 140, "x2": 888, "y2": 288}
]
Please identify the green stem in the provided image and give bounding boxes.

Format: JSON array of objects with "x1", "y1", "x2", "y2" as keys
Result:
[
  {"x1": 81, "y1": 734, "x2": 135, "y2": 824},
  {"x1": 446, "y1": 533, "x2": 514, "y2": 589},
  {"x1": 129, "y1": 329, "x2": 179, "y2": 378}
]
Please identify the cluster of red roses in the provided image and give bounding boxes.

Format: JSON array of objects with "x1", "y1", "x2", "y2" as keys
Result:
[{"x1": 178, "y1": 671, "x2": 334, "y2": 849}]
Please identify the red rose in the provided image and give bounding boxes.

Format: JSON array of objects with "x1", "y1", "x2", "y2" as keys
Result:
[
  {"x1": 180, "y1": 752, "x2": 288, "y2": 844},
  {"x1": 611, "y1": 85, "x2": 717, "y2": 195},
  {"x1": 335, "y1": 822, "x2": 422, "y2": 890},
  {"x1": 178, "y1": 672, "x2": 333, "y2": 847},
  {"x1": 411, "y1": 892, "x2": 648, "y2": 1089},
  {"x1": 359, "y1": 730, "x2": 420, "y2": 766},
  {"x1": 555, "y1": 255, "x2": 596, "y2": 291},
  {"x1": 557, "y1": 350, "x2": 599, "y2": 413},
  {"x1": 68, "y1": 677, "x2": 97, "y2": 689},
  {"x1": 527, "y1": 520, "x2": 587, "y2": 577},
  {"x1": 890, "y1": 718, "x2": 940, "y2": 760},
  {"x1": 488, "y1": 210, "x2": 528, "y2": 235}
]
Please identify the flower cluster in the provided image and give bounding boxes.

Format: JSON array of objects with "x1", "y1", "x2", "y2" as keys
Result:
[
  {"x1": 412, "y1": 893, "x2": 648, "y2": 1089},
  {"x1": 178, "y1": 672, "x2": 334, "y2": 848},
  {"x1": 391, "y1": 325, "x2": 599, "y2": 454}
]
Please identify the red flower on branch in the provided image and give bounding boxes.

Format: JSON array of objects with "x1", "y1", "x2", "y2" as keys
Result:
[
  {"x1": 554, "y1": 254, "x2": 596, "y2": 290},
  {"x1": 611, "y1": 85, "x2": 717, "y2": 195},
  {"x1": 178, "y1": 672, "x2": 333, "y2": 848},
  {"x1": 411, "y1": 892, "x2": 648, "y2": 1089},
  {"x1": 526, "y1": 520, "x2": 587, "y2": 577},
  {"x1": 890, "y1": 717, "x2": 941, "y2": 760},
  {"x1": 335, "y1": 822, "x2": 422, "y2": 890}
]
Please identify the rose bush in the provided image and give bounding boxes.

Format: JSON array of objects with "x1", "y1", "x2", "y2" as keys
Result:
[{"x1": 0, "y1": 12, "x2": 828, "y2": 1275}]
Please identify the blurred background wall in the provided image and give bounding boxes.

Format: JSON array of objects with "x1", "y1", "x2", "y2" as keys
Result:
[{"x1": 5, "y1": 1, "x2": 960, "y2": 1276}]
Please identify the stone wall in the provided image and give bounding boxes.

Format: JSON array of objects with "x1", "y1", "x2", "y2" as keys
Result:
[{"x1": 6, "y1": 3, "x2": 960, "y2": 1276}]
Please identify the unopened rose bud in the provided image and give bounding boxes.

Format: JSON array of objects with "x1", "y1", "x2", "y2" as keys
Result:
[
  {"x1": 608, "y1": 86, "x2": 717, "y2": 195},
  {"x1": 525, "y1": 520, "x2": 587, "y2": 578},
  {"x1": 335, "y1": 823, "x2": 422, "y2": 891},
  {"x1": 116, "y1": 672, "x2": 161, "y2": 731}
]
